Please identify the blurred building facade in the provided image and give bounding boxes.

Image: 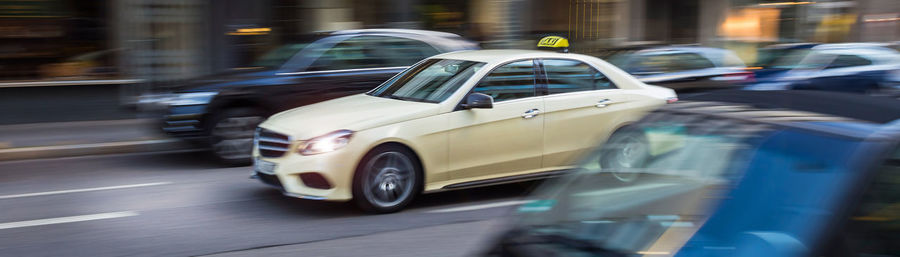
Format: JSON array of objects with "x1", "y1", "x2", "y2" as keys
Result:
[{"x1": 1, "y1": 0, "x2": 899, "y2": 84}]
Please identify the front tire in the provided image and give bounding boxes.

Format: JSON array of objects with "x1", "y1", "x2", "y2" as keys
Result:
[
  {"x1": 207, "y1": 107, "x2": 265, "y2": 166},
  {"x1": 352, "y1": 145, "x2": 421, "y2": 213}
]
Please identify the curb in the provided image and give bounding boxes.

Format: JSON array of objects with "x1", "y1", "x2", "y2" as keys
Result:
[{"x1": 0, "y1": 139, "x2": 195, "y2": 162}]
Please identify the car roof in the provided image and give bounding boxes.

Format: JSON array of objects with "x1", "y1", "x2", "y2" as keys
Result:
[
  {"x1": 637, "y1": 46, "x2": 729, "y2": 55},
  {"x1": 762, "y1": 43, "x2": 819, "y2": 50},
  {"x1": 813, "y1": 42, "x2": 895, "y2": 50},
  {"x1": 430, "y1": 49, "x2": 588, "y2": 63},
  {"x1": 330, "y1": 29, "x2": 463, "y2": 39},
  {"x1": 672, "y1": 90, "x2": 900, "y2": 139}
]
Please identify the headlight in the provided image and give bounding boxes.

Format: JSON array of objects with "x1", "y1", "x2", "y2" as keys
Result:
[
  {"x1": 164, "y1": 92, "x2": 217, "y2": 106},
  {"x1": 297, "y1": 130, "x2": 354, "y2": 155}
]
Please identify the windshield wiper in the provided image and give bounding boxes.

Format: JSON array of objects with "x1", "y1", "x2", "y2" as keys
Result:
[{"x1": 385, "y1": 95, "x2": 430, "y2": 103}]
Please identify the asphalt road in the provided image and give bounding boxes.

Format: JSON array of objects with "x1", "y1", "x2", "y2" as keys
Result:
[{"x1": 0, "y1": 151, "x2": 540, "y2": 257}]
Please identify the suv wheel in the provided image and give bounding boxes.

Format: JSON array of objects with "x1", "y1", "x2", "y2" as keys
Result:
[{"x1": 208, "y1": 107, "x2": 265, "y2": 166}]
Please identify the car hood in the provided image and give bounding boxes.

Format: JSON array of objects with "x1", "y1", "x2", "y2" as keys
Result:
[{"x1": 261, "y1": 94, "x2": 441, "y2": 139}]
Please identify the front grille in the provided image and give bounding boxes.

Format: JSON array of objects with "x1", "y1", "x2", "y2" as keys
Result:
[{"x1": 256, "y1": 128, "x2": 290, "y2": 158}]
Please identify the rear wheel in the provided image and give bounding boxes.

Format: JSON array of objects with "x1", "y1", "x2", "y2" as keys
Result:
[
  {"x1": 600, "y1": 130, "x2": 650, "y2": 182},
  {"x1": 353, "y1": 145, "x2": 421, "y2": 213},
  {"x1": 208, "y1": 107, "x2": 265, "y2": 166}
]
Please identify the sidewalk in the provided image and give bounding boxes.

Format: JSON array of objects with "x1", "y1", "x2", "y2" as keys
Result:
[{"x1": 0, "y1": 119, "x2": 194, "y2": 161}]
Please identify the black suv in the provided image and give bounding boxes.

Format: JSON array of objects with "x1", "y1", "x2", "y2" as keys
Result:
[{"x1": 145, "y1": 29, "x2": 478, "y2": 165}]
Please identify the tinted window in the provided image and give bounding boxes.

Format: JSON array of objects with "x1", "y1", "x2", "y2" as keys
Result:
[
  {"x1": 307, "y1": 36, "x2": 386, "y2": 71},
  {"x1": 633, "y1": 52, "x2": 715, "y2": 73},
  {"x1": 542, "y1": 59, "x2": 616, "y2": 94},
  {"x1": 827, "y1": 55, "x2": 873, "y2": 69},
  {"x1": 474, "y1": 60, "x2": 536, "y2": 102},
  {"x1": 371, "y1": 37, "x2": 441, "y2": 67}
]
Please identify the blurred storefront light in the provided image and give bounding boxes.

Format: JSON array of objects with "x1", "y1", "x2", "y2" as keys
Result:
[
  {"x1": 227, "y1": 27, "x2": 271, "y2": 36},
  {"x1": 720, "y1": 8, "x2": 781, "y2": 42},
  {"x1": 758, "y1": 1, "x2": 816, "y2": 7}
]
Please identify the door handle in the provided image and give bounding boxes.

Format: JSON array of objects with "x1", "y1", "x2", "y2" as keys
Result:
[
  {"x1": 522, "y1": 109, "x2": 541, "y2": 119},
  {"x1": 596, "y1": 99, "x2": 612, "y2": 108}
]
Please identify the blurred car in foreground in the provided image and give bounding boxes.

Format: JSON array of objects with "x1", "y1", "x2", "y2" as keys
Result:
[
  {"x1": 605, "y1": 46, "x2": 753, "y2": 92},
  {"x1": 142, "y1": 29, "x2": 478, "y2": 165},
  {"x1": 747, "y1": 43, "x2": 900, "y2": 94},
  {"x1": 482, "y1": 90, "x2": 900, "y2": 257},
  {"x1": 252, "y1": 49, "x2": 677, "y2": 213}
]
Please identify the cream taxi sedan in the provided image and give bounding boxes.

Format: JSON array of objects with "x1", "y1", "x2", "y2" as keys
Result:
[{"x1": 252, "y1": 49, "x2": 676, "y2": 213}]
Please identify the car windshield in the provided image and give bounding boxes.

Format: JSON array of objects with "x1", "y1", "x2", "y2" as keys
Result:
[
  {"x1": 496, "y1": 111, "x2": 775, "y2": 256},
  {"x1": 251, "y1": 43, "x2": 308, "y2": 68},
  {"x1": 368, "y1": 59, "x2": 485, "y2": 103}
]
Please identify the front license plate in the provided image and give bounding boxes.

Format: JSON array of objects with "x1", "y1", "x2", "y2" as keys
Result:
[{"x1": 255, "y1": 159, "x2": 277, "y2": 175}]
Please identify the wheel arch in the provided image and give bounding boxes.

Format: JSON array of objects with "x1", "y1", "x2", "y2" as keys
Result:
[{"x1": 202, "y1": 96, "x2": 274, "y2": 132}]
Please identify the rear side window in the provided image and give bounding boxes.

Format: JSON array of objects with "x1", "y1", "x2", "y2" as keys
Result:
[
  {"x1": 474, "y1": 60, "x2": 536, "y2": 102},
  {"x1": 633, "y1": 52, "x2": 715, "y2": 73},
  {"x1": 827, "y1": 55, "x2": 872, "y2": 69},
  {"x1": 541, "y1": 59, "x2": 616, "y2": 95}
]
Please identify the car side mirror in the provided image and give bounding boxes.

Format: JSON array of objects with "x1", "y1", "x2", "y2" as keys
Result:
[{"x1": 461, "y1": 93, "x2": 493, "y2": 109}]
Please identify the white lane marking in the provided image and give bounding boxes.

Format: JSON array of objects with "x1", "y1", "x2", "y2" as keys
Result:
[
  {"x1": 0, "y1": 211, "x2": 139, "y2": 230},
  {"x1": 572, "y1": 183, "x2": 678, "y2": 197},
  {"x1": 0, "y1": 182, "x2": 172, "y2": 199},
  {"x1": 427, "y1": 200, "x2": 534, "y2": 213}
]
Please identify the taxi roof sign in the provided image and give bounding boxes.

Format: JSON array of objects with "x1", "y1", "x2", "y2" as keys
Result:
[{"x1": 537, "y1": 36, "x2": 569, "y2": 48}]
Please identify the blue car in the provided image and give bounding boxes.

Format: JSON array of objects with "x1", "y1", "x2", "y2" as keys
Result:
[
  {"x1": 482, "y1": 90, "x2": 900, "y2": 257},
  {"x1": 747, "y1": 43, "x2": 900, "y2": 94}
]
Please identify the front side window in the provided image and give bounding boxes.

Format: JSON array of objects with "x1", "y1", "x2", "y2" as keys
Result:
[
  {"x1": 306, "y1": 36, "x2": 386, "y2": 71},
  {"x1": 474, "y1": 60, "x2": 537, "y2": 102},
  {"x1": 252, "y1": 43, "x2": 308, "y2": 69},
  {"x1": 368, "y1": 59, "x2": 484, "y2": 103},
  {"x1": 542, "y1": 59, "x2": 616, "y2": 95}
]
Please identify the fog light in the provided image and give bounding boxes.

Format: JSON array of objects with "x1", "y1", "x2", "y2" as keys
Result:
[{"x1": 299, "y1": 173, "x2": 332, "y2": 189}]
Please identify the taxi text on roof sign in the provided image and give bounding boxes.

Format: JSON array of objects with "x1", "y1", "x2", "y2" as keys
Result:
[{"x1": 537, "y1": 36, "x2": 569, "y2": 48}]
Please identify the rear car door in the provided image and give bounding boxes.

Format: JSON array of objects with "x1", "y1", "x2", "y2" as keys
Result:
[
  {"x1": 539, "y1": 58, "x2": 629, "y2": 168},
  {"x1": 446, "y1": 60, "x2": 545, "y2": 181}
]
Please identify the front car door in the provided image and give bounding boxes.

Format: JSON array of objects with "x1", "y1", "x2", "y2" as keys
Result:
[
  {"x1": 540, "y1": 58, "x2": 629, "y2": 169},
  {"x1": 446, "y1": 59, "x2": 545, "y2": 181}
]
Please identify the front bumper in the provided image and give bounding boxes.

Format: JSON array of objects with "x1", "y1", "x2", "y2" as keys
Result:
[{"x1": 251, "y1": 140, "x2": 363, "y2": 202}]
